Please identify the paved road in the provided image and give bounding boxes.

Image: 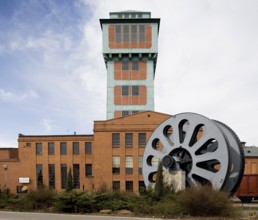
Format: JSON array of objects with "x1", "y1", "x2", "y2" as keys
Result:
[{"x1": 0, "y1": 211, "x2": 163, "y2": 220}]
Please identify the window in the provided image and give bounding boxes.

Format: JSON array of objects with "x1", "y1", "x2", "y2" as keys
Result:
[
  {"x1": 36, "y1": 164, "x2": 43, "y2": 188},
  {"x1": 85, "y1": 142, "x2": 92, "y2": 154},
  {"x1": 86, "y1": 164, "x2": 92, "y2": 177},
  {"x1": 123, "y1": 25, "x2": 129, "y2": 42},
  {"x1": 122, "y1": 111, "x2": 129, "y2": 117},
  {"x1": 132, "y1": 110, "x2": 140, "y2": 114},
  {"x1": 139, "y1": 25, "x2": 145, "y2": 42},
  {"x1": 131, "y1": 25, "x2": 137, "y2": 42},
  {"x1": 132, "y1": 60, "x2": 139, "y2": 70},
  {"x1": 36, "y1": 143, "x2": 42, "y2": 155},
  {"x1": 139, "y1": 156, "x2": 143, "y2": 174},
  {"x1": 48, "y1": 164, "x2": 55, "y2": 189},
  {"x1": 132, "y1": 86, "x2": 139, "y2": 96},
  {"x1": 73, "y1": 164, "x2": 80, "y2": 189},
  {"x1": 26, "y1": 142, "x2": 31, "y2": 147},
  {"x1": 126, "y1": 156, "x2": 133, "y2": 174},
  {"x1": 73, "y1": 142, "x2": 79, "y2": 155},
  {"x1": 112, "y1": 133, "x2": 120, "y2": 147},
  {"x1": 60, "y1": 142, "x2": 67, "y2": 155},
  {"x1": 122, "y1": 86, "x2": 129, "y2": 96},
  {"x1": 112, "y1": 181, "x2": 120, "y2": 191},
  {"x1": 112, "y1": 156, "x2": 120, "y2": 174},
  {"x1": 126, "y1": 181, "x2": 133, "y2": 192},
  {"x1": 115, "y1": 25, "x2": 121, "y2": 42},
  {"x1": 122, "y1": 60, "x2": 129, "y2": 70},
  {"x1": 139, "y1": 181, "x2": 146, "y2": 192},
  {"x1": 125, "y1": 133, "x2": 133, "y2": 147},
  {"x1": 48, "y1": 142, "x2": 54, "y2": 155},
  {"x1": 61, "y1": 164, "x2": 67, "y2": 189},
  {"x1": 139, "y1": 133, "x2": 146, "y2": 147}
]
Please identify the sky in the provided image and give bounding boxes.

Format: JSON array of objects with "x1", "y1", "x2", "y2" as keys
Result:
[{"x1": 0, "y1": 0, "x2": 257, "y2": 148}]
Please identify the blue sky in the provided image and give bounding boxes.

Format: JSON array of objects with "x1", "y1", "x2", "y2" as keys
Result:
[{"x1": 1, "y1": 0, "x2": 258, "y2": 147}]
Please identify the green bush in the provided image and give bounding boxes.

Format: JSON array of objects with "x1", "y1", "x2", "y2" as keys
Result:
[
  {"x1": 177, "y1": 185, "x2": 238, "y2": 217},
  {"x1": 16, "y1": 187, "x2": 56, "y2": 211}
]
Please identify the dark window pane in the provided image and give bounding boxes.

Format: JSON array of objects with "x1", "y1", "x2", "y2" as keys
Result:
[
  {"x1": 36, "y1": 164, "x2": 43, "y2": 189},
  {"x1": 36, "y1": 143, "x2": 42, "y2": 155},
  {"x1": 122, "y1": 86, "x2": 129, "y2": 96},
  {"x1": 122, "y1": 111, "x2": 129, "y2": 117},
  {"x1": 131, "y1": 25, "x2": 137, "y2": 42},
  {"x1": 115, "y1": 25, "x2": 121, "y2": 42},
  {"x1": 112, "y1": 156, "x2": 120, "y2": 174},
  {"x1": 85, "y1": 142, "x2": 92, "y2": 154},
  {"x1": 60, "y1": 142, "x2": 67, "y2": 155},
  {"x1": 73, "y1": 164, "x2": 80, "y2": 189},
  {"x1": 132, "y1": 86, "x2": 139, "y2": 96},
  {"x1": 61, "y1": 164, "x2": 67, "y2": 189},
  {"x1": 126, "y1": 156, "x2": 133, "y2": 174},
  {"x1": 113, "y1": 181, "x2": 120, "y2": 191},
  {"x1": 126, "y1": 181, "x2": 133, "y2": 192},
  {"x1": 139, "y1": 25, "x2": 145, "y2": 42},
  {"x1": 123, "y1": 25, "x2": 129, "y2": 42},
  {"x1": 139, "y1": 133, "x2": 146, "y2": 147},
  {"x1": 132, "y1": 60, "x2": 139, "y2": 70},
  {"x1": 112, "y1": 133, "x2": 120, "y2": 147},
  {"x1": 86, "y1": 164, "x2": 92, "y2": 176},
  {"x1": 48, "y1": 164, "x2": 55, "y2": 189},
  {"x1": 73, "y1": 142, "x2": 79, "y2": 155},
  {"x1": 125, "y1": 133, "x2": 133, "y2": 147},
  {"x1": 122, "y1": 60, "x2": 129, "y2": 70},
  {"x1": 48, "y1": 142, "x2": 54, "y2": 155}
]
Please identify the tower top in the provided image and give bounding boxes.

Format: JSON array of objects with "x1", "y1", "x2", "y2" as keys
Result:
[{"x1": 109, "y1": 11, "x2": 151, "y2": 19}]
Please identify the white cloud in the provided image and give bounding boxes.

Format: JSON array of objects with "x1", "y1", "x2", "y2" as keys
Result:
[{"x1": 0, "y1": 89, "x2": 38, "y2": 102}]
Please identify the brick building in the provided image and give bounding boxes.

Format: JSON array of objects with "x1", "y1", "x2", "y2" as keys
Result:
[{"x1": 0, "y1": 111, "x2": 170, "y2": 193}]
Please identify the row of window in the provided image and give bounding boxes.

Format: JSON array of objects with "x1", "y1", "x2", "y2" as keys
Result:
[
  {"x1": 36, "y1": 163, "x2": 92, "y2": 189},
  {"x1": 35, "y1": 142, "x2": 92, "y2": 155},
  {"x1": 113, "y1": 180, "x2": 146, "y2": 192},
  {"x1": 115, "y1": 24, "x2": 146, "y2": 43},
  {"x1": 117, "y1": 13, "x2": 144, "y2": 19},
  {"x1": 121, "y1": 60, "x2": 140, "y2": 71},
  {"x1": 112, "y1": 156, "x2": 143, "y2": 175},
  {"x1": 121, "y1": 85, "x2": 139, "y2": 96},
  {"x1": 112, "y1": 133, "x2": 146, "y2": 147}
]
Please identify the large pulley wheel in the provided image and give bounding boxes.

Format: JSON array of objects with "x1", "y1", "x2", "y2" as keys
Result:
[{"x1": 142, "y1": 112, "x2": 244, "y2": 195}]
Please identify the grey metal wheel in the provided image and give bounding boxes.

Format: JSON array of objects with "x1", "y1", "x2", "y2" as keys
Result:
[{"x1": 142, "y1": 112, "x2": 244, "y2": 194}]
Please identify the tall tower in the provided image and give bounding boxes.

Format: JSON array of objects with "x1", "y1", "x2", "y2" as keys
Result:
[{"x1": 100, "y1": 11, "x2": 160, "y2": 119}]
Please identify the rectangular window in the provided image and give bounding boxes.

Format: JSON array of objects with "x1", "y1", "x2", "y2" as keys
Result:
[
  {"x1": 122, "y1": 111, "x2": 129, "y2": 117},
  {"x1": 132, "y1": 60, "x2": 139, "y2": 70},
  {"x1": 139, "y1": 181, "x2": 146, "y2": 192},
  {"x1": 122, "y1": 86, "x2": 129, "y2": 96},
  {"x1": 139, "y1": 133, "x2": 146, "y2": 147},
  {"x1": 132, "y1": 86, "x2": 139, "y2": 96},
  {"x1": 123, "y1": 25, "x2": 129, "y2": 42},
  {"x1": 73, "y1": 164, "x2": 80, "y2": 189},
  {"x1": 112, "y1": 133, "x2": 120, "y2": 147},
  {"x1": 112, "y1": 181, "x2": 120, "y2": 191},
  {"x1": 132, "y1": 110, "x2": 140, "y2": 114},
  {"x1": 139, "y1": 156, "x2": 143, "y2": 174},
  {"x1": 60, "y1": 142, "x2": 67, "y2": 155},
  {"x1": 36, "y1": 143, "x2": 42, "y2": 155},
  {"x1": 61, "y1": 164, "x2": 67, "y2": 189},
  {"x1": 86, "y1": 164, "x2": 92, "y2": 177},
  {"x1": 131, "y1": 25, "x2": 137, "y2": 42},
  {"x1": 73, "y1": 142, "x2": 79, "y2": 155},
  {"x1": 48, "y1": 164, "x2": 55, "y2": 189},
  {"x1": 36, "y1": 164, "x2": 43, "y2": 188},
  {"x1": 85, "y1": 142, "x2": 92, "y2": 154},
  {"x1": 112, "y1": 156, "x2": 120, "y2": 174},
  {"x1": 122, "y1": 60, "x2": 129, "y2": 70},
  {"x1": 115, "y1": 25, "x2": 121, "y2": 42},
  {"x1": 126, "y1": 156, "x2": 133, "y2": 174},
  {"x1": 125, "y1": 133, "x2": 133, "y2": 147},
  {"x1": 139, "y1": 25, "x2": 145, "y2": 42},
  {"x1": 48, "y1": 142, "x2": 54, "y2": 155},
  {"x1": 126, "y1": 181, "x2": 133, "y2": 192}
]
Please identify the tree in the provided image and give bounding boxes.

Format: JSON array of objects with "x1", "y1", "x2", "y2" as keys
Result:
[
  {"x1": 66, "y1": 167, "x2": 73, "y2": 192},
  {"x1": 155, "y1": 161, "x2": 164, "y2": 197}
]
